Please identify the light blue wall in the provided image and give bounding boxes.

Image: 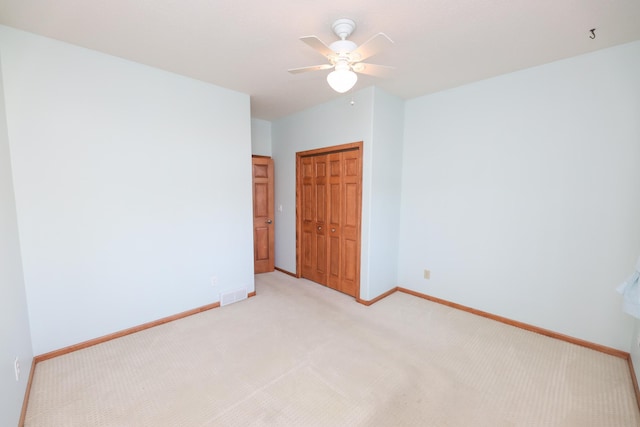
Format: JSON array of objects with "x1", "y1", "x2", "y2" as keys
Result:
[
  {"x1": 270, "y1": 87, "x2": 404, "y2": 300},
  {"x1": 251, "y1": 118, "x2": 272, "y2": 156},
  {"x1": 633, "y1": 320, "x2": 640, "y2": 382},
  {"x1": 0, "y1": 26, "x2": 254, "y2": 355},
  {"x1": 398, "y1": 40, "x2": 640, "y2": 351},
  {"x1": 0, "y1": 54, "x2": 33, "y2": 427},
  {"x1": 271, "y1": 88, "x2": 375, "y2": 290},
  {"x1": 367, "y1": 88, "x2": 404, "y2": 297}
]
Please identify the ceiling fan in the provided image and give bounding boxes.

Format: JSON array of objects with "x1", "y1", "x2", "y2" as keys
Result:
[{"x1": 288, "y1": 18, "x2": 394, "y2": 93}]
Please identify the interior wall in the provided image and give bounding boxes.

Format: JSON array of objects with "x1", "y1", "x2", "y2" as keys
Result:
[
  {"x1": 367, "y1": 88, "x2": 404, "y2": 298},
  {"x1": 0, "y1": 52, "x2": 33, "y2": 427},
  {"x1": 270, "y1": 87, "x2": 405, "y2": 301},
  {"x1": 0, "y1": 26, "x2": 254, "y2": 355},
  {"x1": 398, "y1": 40, "x2": 640, "y2": 351},
  {"x1": 251, "y1": 118, "x2": 272, "y2": 156},
  {"x1": 271, "y1": 87, "x2": 375, "y2": 293},
  {"x1": 633, "y1": 319, "x2": 640, "y2": 381}
]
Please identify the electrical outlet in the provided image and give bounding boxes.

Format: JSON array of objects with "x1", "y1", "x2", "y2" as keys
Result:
[
  {"x1": 14, "y1": 357, "x2": 20, "y2": 382},
  {"x1": 210, "y1": 276, "x2": 218, "y2": 286},
  {"x1": 636, "y1": 334, "x2": 640, "y2": 349},
  {"x1": 423, "y1": 269, "x2": 431, "y2": 280}
]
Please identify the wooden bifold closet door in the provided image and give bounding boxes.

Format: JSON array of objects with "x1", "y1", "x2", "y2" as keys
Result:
[{"x1": 297, "y1": 142, "x2": 362, "y2": 298}]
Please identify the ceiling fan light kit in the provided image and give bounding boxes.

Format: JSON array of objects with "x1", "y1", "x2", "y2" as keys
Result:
[
  {"x1": 289, "y1": 18, "x2": 394, "y2": 94},
  {"x1": 327, "y1": 61, "x2": 358, "y2": 93}
]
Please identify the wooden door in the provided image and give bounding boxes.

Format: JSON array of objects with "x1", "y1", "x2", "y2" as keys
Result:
[
  {"x1": 301, "y1": 155, "x2": 328, "y2": 284},
  {"x1": 327, "y1": 152, "x2": 342, "y2": 291},
  {"x1": 252, "y1": 156, "x2": 275, "y2": 274},
  {"x1": 338, "y1": 149, "x2": 361, "y2": 297},
  {"x1": 297, "y1": 142, "x2": 362, "y2": 297}
]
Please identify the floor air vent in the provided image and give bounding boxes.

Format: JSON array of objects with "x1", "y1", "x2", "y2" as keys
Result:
[{"x1": 220, "y1": 288, "x2": 247, "y2": 307}]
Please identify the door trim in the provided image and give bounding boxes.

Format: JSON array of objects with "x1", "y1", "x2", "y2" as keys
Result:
[{"x1": 295, "y1": 141, "x2": 363, "y2": 296}]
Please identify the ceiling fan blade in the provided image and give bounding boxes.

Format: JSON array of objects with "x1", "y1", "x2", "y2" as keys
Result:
[
  {"x1": 300, "y1": 36, "x2": 334, "y2": 58},
  {"x1": 351, "y1": 33, "x2": 393, "y2": 62},
  {"x1": 352, "y1": 63, "x2": 394, "y2": 77},
  {"x1": 288, "y1": 64, "x2": 334, "y2": 74}
]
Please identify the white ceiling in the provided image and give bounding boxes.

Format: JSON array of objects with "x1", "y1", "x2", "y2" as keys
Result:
[{"x1": 1, "y1": 0, "x2": 639, "y2": 120}]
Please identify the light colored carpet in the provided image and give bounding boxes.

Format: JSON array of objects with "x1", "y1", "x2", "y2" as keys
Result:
[{"x1": 25, "y1": 271, "x2": 640, "y2": 426}]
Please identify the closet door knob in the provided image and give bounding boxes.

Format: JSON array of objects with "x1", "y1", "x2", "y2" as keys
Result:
[
  {"x1": 331, "y1": 228, "x2": 336, "y2": 232},
  {"x1": 317, "y1": 226, "x2": 322, "y2": 231},
  {"x1": 266, "y1": 219, "x2": 273, "y2": 224}
]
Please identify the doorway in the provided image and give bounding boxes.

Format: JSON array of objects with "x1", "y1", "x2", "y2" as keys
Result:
[
  {"x1": 296, "y1": 142, "x2": 363, "y2": 298},
  {"x1": 252, "y1": 156, "x2": 275, "y2": 274}
]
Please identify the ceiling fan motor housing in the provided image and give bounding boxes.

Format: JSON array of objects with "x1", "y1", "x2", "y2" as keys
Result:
[
  {"x1": 330, "y1": 19, "x2": 358, "y2": 62},
  {"x1": 329, "y1": 39, "x2": 358, "y2": 54},
  {"x1": 332, "y1": 18, "x2": 356, "y2": 39}
]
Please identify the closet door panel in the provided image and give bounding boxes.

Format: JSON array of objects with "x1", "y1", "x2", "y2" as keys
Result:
[
  {"x1": 300, "y1": 156, "x2": 316, "y2": 280},
  {"x1": 327, "y1": 152, "x2": 342, "y2": 290},
  {"x1": 312, "y1": 156, "x2": 328, "y2": 284},
  {"x1": 340, "y1": 150, "x2": 361, "y2": 296}
]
